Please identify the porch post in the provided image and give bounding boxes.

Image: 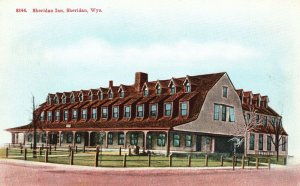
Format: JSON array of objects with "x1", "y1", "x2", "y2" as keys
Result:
[
  {"x1": 72, "y1": 131, "x2": 76, "y2": 147},
  {"x1": 166, "y1": 130, "x2": 170, "y2": 156},
  {"x1": 88, "y1": 131, "x2": 92, "y2": 147},
  {"x1": 211, "y1": 137, "x2": 215, "y2": 153},
  {"x1": 143, "y1": 131, "x2": 148, "y2": 149},
  {"x1": 11, "y1": 133, "x2": 15, "y2": 144},
  {"x1": 23, "y1": 132, "x2": 26, "y2": 145},
  {"x1": 58, "y1": 131, "x2": 62, "y2": 146},
  {"x1": 16, "y1": 133, "x2": 19, "y2": 144},
  {"x1": 105, "y1": 131, "x2": 109, "y2": 148},
  {"x1": 124, "y1": 131, "x2": 128, "y2": 149},
  {"x1": 46, "y1": 131, "x2": 49, "y2": 146}
]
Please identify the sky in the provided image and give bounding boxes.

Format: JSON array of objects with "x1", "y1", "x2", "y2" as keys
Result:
[{"x1": 0, "y1": 0, "x2": 300, "y2": 156}]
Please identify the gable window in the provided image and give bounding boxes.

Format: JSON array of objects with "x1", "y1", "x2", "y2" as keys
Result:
[
  {"x1": 256, "y1": 114, "x2": 260, "y2": 124},
  {"x1": 40, "y1": 112, "x2": 44, "y2": 121},
  {"x1": 185, "y1": 134, "x2": 192, "y2": 147},
  {"x1": 79, "y1": 94, "x2": 83, "y2": 102},
  {"x1": 130, "y1": 133, "x2": 138, "y2": 145},
  {"x1": 143, "y1": 87, "x2": 149, "y2": 97},
  {"x1": 62, "y1": 96, "x2": 66, "y2": 104},
  {"x1": 119, "y1": 91, "x2": 124, "y2": 98},
  {"x1": 64, "y1": 110, "x2": 68, "y2": 121},
  {"x1": 221, "y1": 105, "x2": 227, "y2": 121},
  {"x1": 72, "y1": 110, "x2": 77, "y2": 120},
  {"x1": 118, "y1": 133, "x2": 124, "y2": 145},
  {"x1": 259, "y1": 134, "x2": 263, "y2": 150},
  {"x1": 180, "y1": 102, "x2": 188, "y2": 116},
  {"x1": 54, "y1": 96, "x2": 59, "y2": 104},
  {"x1": 222, "y1": 87, "x2": 228, "y2": 98},
  {"x1": 47, "y1": 96, "x2": 51, "y2": 105},
  {"x1": 229, "y1": 107, "x2": 235, "y2": 122},
  {"x1": 70, "y1": 95, "x2": 75, "y2": 103},
  {"x1": 108, "y1": 90, "x2": 113, "y2": 99},
  {"x1": 170, "y1": 83, "x2": 176, "y2": 94},
  {"x1": 156, "y1": 85, "x2": 161, "y2": 95},
  {"x1": 99, "y1": 92, "x2": 103, "y2": 100},
  {"x1": 214, "y1": 104, "x2": 219, "y2": 120},
  {"x1": 108, "y1": 133, "x2": 113, "y2": 145},
  {"x1": 157, "y1": 133, "x2": 166, "y2": 147},
  {"x1": 124, "y1": 106, "x2": 131, "y2": 118},
  {"x1": 164, "y1": 103, "x2": 172, "y2": 116},
  {"x1": 92, "y1": 108, "x2": 97, "y2": 119},
  {"x1": 76, "y1": 133, "x2": 81, "y2": 143},
  {"x1": 249, "y1": 133, "x2": 255, "y2": 150},
  {"x1": 267, "y1": 135, "x2": 272, "y2": 151},
  {"x1": 102, "y1": 107, "x2": 108, "y2": 118},
  {"x1": 89, "y1": 93, "x2": 93, "y2": 101},
  {"x1": 47, "y1": 111, "x2": 52, "y2": 121},
  {"x1": 150, "y1": 104, "x2": 157, "y2": 117},
  {"x1": 282, "y1": 137, "x2": 286, "y2": 151},
  {"x1": 173, "y1": 133, "x2": 180, "y2": 147},
  {"x1": 137, "y1": 105, "x2": 144, "y2": 117},
  {"x1": 113, "y1": 107, "x2": 119, "y2": 118},
  {"x1": 184, "y1": 82, "x2": 191, "y2": 93},
  {"x1": 55, "y1": 111, "x2": 60, "y2": 121},
  {"x1": 82, "y1": 109, "x2": 87, "y2": 120}
]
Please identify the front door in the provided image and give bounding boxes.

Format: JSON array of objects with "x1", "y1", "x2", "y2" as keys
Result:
[
  {"x1": 196, "y1": 135, "x2": 202, "y2": 151},
  {"x1": 146, "y1": 133, "x2": 152, "y2": 149}
]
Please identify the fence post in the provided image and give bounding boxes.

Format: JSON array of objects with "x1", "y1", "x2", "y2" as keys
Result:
[
  {"x1": 205, "y1": 154, "x2": 208, "y2": 167},
  {"x1": 24, "y1": 148, "x2": 27, "y2": 160},
  {"x1": 95, "y1": 146, "x2": 99, "y2": 167},
  {"x1": 256, "y1": 157, "x2": 259, "y2": 169},
  {"x1": 232, "y1": 155, "x2": 235, "y2": 171},
  {"x1": 119, "y1": 147, "x2": 122, "y2": 156},
  {"x1": 188, "y1": 155, "x2": 191, "y2": 167},
  {"x1": 148, "y1": 154, "x2": 151, "y2": 167},
  {"x1": 45, "y1": 148, "x2": 48, "y2": 163},
  {"x1": 242, "y1": 155, "x2": 245, "y2": 169},
  {"x1": 268, "y1": 158, "x2": 271, "y2": 170},
  {"x1": 75, "y1": 146, "x2": 78, "y2": 154},
  {"x1": 169, "y1": 154, "x2": 173, "y2": 167},
  {"x1": 70, "y1": 150, "x2": 74, "y2": 165},
  {"x1": 5, "y1": 147, "x2": 8, "y2": 158},
  {"x1": 39, "y1": 147, "x2": 42, "y2": 156},
  {"x1": 123, "y1": 154, "x2": 127, "y2": 167},
  {"x1": 220, "y1": 155, "x2": 224, "y2": 167}
]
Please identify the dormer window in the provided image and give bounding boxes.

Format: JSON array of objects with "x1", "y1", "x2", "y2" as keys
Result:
[
  {"x1": 184, "y1": 82, "x2": 191, "y2": 93},
  {"x1": 40, "y1": 112, "x2": 44, "y2": 121},
  {"x1": 102, "y1": 107, "x2": 108, "y2": 118},
  {"x1": 108, "y1": 90, "x2": 113, "y2": 99},
  {"x1": 258, "y1": 97, "x2": 261, "y2": 107},
  {"x1": 47, "y1": 111, "x2": 52, "y2": 121},
  {"x1": 62, "y1": 96, "x2": 66, "y2": 104},
  {"x1": 150, "y1": 104, "x2": 157, "y2": 117},
  {"x1": 47, "y1": 96, "x2": 51, "y2": 105},
  {"x1": 64, "y1": 110, "x2": 68, "y2": 121},
  {"x1": 164, "y1": 103, "x2": 172, "y2": 116},
  {"x1": 170, "y1": 83, "x2": 176, "y2": 94},
  {"x1": 137, "y1": 105, "x2": 144, "y2": 117},
  {"x1": 92, "y1": 108, "x2": 97, "y2": 119},
  {"x1": 99, "y1": 92, "x2": 103, "y2": 100},
  {"x1": 143, "y1": 87, "x2": 149, "y2": 97},
  {"x1": 79, "y1": 93, "x2": 83, "y2": 102},
  {"x1": 180, "y1": 102, "x2": 188, "y2": 116},
  {"x1": 70, "y1": 95, "x2": 75, "y2": 103},
  {"x1": 124, "y1": 106, "x2": 131, "y2": 118},
  {"x1": 222, "y1": 87, "x2": 228, "y2": 98},
  {"x1": 54, "y1": 96, "x2": 59, "y2": 104},
  {"x1": 55, "y1": 110, "x2": 60, "y2": 121},
  {"x1": 82, "y1": 109, "x2": 87, "y2": 120},
  {"x1": 156, "y1": 84, "x2": 161, "y2": 95},
  {"x1": 89, "y1": 93, "x2": 93, "y2": 101},
  {"x1": 119, "y1": 91, "x2": 124, "y2": 98},
  {"x1": 113, "y1": 107, "x2": 119, "y2": 118},
  {"x1": 72, "y1": 109, "x2": 77, "y2": 120}
]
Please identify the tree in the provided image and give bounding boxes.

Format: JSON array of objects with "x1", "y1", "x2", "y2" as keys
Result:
[{"x1": 266, "y1": 117, "x2": 287, "y2": 161}]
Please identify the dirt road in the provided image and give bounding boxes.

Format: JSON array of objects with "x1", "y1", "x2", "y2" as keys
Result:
[{"x1": 0, "y1": 159, "x2": 299, "y2": 186}]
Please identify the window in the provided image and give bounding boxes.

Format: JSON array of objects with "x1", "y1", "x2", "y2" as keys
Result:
[
  {"x1": 72, "y1": 110, "x2": 77, "y2": 120},
  {"x1": 124, "y1": 106, "x2": 131, "y2": 118},
  {"x1": 42, "y1": 133, "x2": 47, "y2": 143},
  {"x1": 79, "y1": 94, "x2": 83, "y2": 102},
  {"x1": 173, "y1": 133, "x2": 180, "y2": 147},
  {"x1": 89, "y1": 93, "x2": 93, "y2": 101},
  {"x1": 214, "y1": 104, "x2": 219, "y2": 120},
  {"x1": 185, "y1": 134, "x2": 192, "y2": 147},
  {"x1": 54, "y1": 96, "x2": 59, "y2": 104},
  {"x1": 206, "y1": 137, "x2": 211, "y2": 145},
  {"x1": 70, "y1": 95, "x2": 75, "y2": 103},
  {"x1": 64, "y1": 110, "x2": 68, "y2": 121},
  {"x1": 150, "y1": 104, "x2": 157, "y2": 117},
  {"x1": 47, "y1": 96, "x2": 51, "y2": 105},
  {"x1": 137, "y1": 105, "x2": 144, "y2": 117},
  {"x1": 143, "y1": 87, "x2": 149, "y2": 97},
  {"x1": 271, "y1": 117, "x2": 276, "y2": 124},
  {"x1": 102, "y1": 107, "x2": 108, "y2": 118},
  {"x1": 36, "y1": 134, "x2": 40, "y2": 143},
  {"x1": 184, "y1": 82, "x2": 191, "y2": 93},
  {"x1": 156, "y1": 85, "x2": 161, "y2": 95},
  {"x1": 221, "y1": 105, "x2": 227, "y2": 121},
  {"x1": 108, "y1": 90, "x2": 113, "y2": 99},
  {"x1": 246, "y1": 113, "x2": 251, "y2": 122},
  {"x1": 256, "y1": 114, "x2": 260, "y2": 124},
  {"x1": 267, "y1": 135, "x2": 272, "y2": 151},
  {"x1": 62, "y1": 96, "x2": 66, "y2": 104},
  {"x1": 130, "y1": 133, "x2": 138, "y2": 145},
  {"x1": 82, "y1": 109, "x2": 87, "y2": 120},
  {"x1": 76, "y1": 133, "x2": 81, "y2": 143},
  {"x1": 164, "y1": 103, "x2": 172, "y2": 116},
  {"x1": 27, "y1": 134, "x2": 32, "y2": 142},
  {"x1": 67, "y1": 133, "x2": 73, "y2": 143},
  {"x1": 282, "y1": 137, "x2": 286, "y2": 151},
  {"x1": 263, "y1": 116, "x2": 267, "y2": 125},
  {"x1": 229, "y1": 107, "x2": 235, "y2": 122},
  {"x1": 92, "y1": 108, "x2": 97, "y2": 119},
  {"x1": 118, "y1": 133, "x2": 124, "y2": 145},
  {"x1": 47, "y1": 111, "x2": 52, "y2": 121},
  {"x1": 99, "y1": 92, "x2": 103, "y2": 100},
  {"x1": 119, "y1": 91, "x2": 124, "y2": 98},
  {"x1": 108, "y1": 133, "x2": 113, "y2": 145},
  {"x1": 97, "y1": 133, "x2": 104, "y2": 145},
  {"x1": 259, "y1": 134, "x2": 263, "y2": 150},
  {"x1": 249, "y1": 133, "x2": 255, "y2": 150},
  {"x1": 113, "y1": 107, "x2": 119, "y2": 118},
  {"x1": 40, "y1": 112, "x2": 44, "y2": 121},
  {"x1": 157, "y1": 133, "x2": 166, "y2": 146},
  {"x1": 222, "y1": 87, "x2": 228, "y2": 98},
  {"x1": 55, "y1": 111, "x2": 60, "y2": 121},
  {"x1": 170, "y1": 83, "x2": 176, "y2": 94},
  {"x1": 180, "y1": 102, "x2": 188, "y2": 116}
]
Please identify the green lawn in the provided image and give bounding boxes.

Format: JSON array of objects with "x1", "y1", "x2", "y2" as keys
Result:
[{"x1": 0, "y1": 148, "x2": 285, "y2": 167}]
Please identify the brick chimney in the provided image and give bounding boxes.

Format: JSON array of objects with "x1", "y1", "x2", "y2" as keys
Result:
[
  {"x1": 109, "y1": 80, "x2": 113, "y2": 87},
  {"x1": 135, "y1": 72, "x2": 148, "y2": 92}
]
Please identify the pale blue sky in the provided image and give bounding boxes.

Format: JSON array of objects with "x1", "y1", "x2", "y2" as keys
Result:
[{"x1": 0, "y1": 0, "x2": 299, "y2": 155}]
